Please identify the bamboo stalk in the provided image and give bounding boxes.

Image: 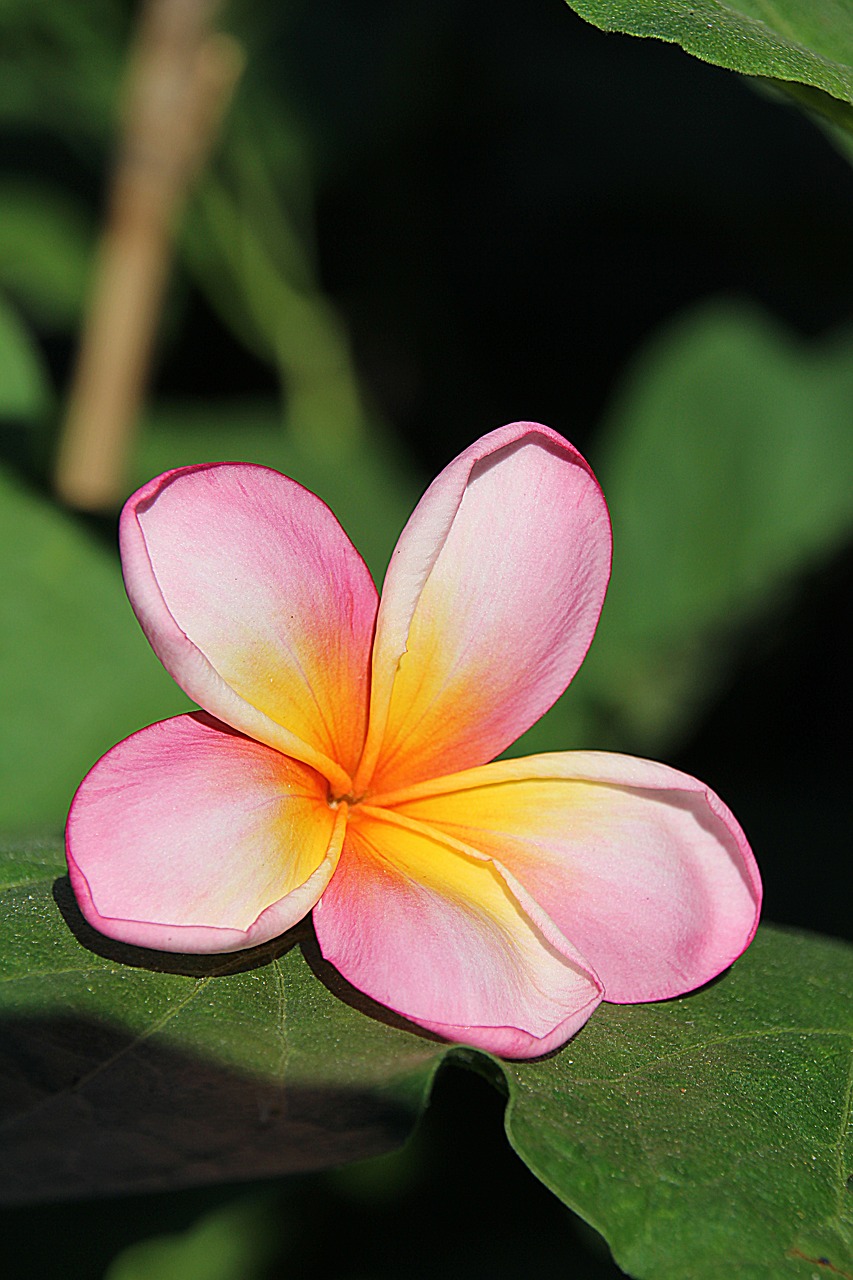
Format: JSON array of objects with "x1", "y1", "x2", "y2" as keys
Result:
[{"x1": 55, "y1": 0, "x2": 243, "y2": 510}]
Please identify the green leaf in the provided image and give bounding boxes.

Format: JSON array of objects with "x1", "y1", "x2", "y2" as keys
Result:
[
  {"x1": 504, "y1": 926, "x2": 853, "y2": 1279},
  {"x1": 563, "y1": 0, "x2": 853, "y2": 112},
  {"x1": 0, "y1": 292, "x2": 52, "y2": 421},
  {"x1": 0, "y1": 838, "x2": 445, "y2": 1203},
  {"x1": 515, "y1": 300, "x2": 853, "y2": 756},
  {"x1": 2, "y1": 840, "x2": 852, "y2": 1279},
  {"x1": 105, "y1": 1194, "x2": 279, "y2": 1280},
  {"x1": 0, "y1": 463, "x2": 189, "y2": 834},
  {"x1": 0, "y1": 183, "x2": 93, "y2": 329}
]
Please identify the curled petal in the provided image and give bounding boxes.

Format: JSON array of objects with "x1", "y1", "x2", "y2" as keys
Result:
[
  {"x1": 66, "y1": 712, "x2": 345, "y2": 953},
  {"x1": 313, "y1": 805, "x2": 603, "y2": 1058},
  {"x1": 374, "y1": 752, "x2": 761, "y2": 1003},
  {"x1": 122, "y1": 464, "x2": 378, "y2": 793},
  {"x1": 353, "y1": 424, "x2": 611, "y2": 796}
]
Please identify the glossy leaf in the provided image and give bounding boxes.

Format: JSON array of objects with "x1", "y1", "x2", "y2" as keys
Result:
[
  {"x1": 504, "y1": 925, "x2": 853, "y2": 1279},
  {"x1": 0, "y1": 838, "x2": 445, "y2": 1203},
  {"x1": 3, "y1": 840, "x2": 852, "y2": 1279},
  {"x1": 563, "y1": 0, "x2": 853, "y2": 116}
]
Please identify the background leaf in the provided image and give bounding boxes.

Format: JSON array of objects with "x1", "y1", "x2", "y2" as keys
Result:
[
  {"x1": 104, "y1": 1194, "x2": 279, "y2": 1280},
  {"x1": 0, "y1": 293, "x2": 53, "y2": 421},
  {"x1": 562, "y1": 0, "x2": 853, "y2": 115},
  {"x1": 0, "y1": 182, "x2": 93, "y2": 328},
  {"x1": 0, "y1": 465, "x2": 188, "y2": 834},
  {"x1": 3, "y1": 841, "x2": 851, "y2": 1277},
  {"x1": 513, "y1": 300, "x2": 853, "y2": 757}
]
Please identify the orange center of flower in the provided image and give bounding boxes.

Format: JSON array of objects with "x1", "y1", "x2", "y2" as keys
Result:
[{"x1": 326, "y1": 787, "x2": 366, "y2": 810}]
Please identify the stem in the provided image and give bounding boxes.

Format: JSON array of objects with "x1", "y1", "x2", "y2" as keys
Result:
[{"x1": 54, "y1": 0, "x2": 243, "y2": 510}]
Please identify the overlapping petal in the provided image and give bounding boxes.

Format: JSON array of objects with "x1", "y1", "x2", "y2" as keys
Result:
[
  {"x1": 122, "y1": 463, "x2": 378, "y2": 792},
  {"x1": 373, "y1": 752, "x2": 761, "y2": 1003},
  {"x1": 66, "y1": 711, "x2": 346, "y2": 953},
  {"x1": 312, "y1": 804, "x2": 603, "y2": 1057},
  {"x1": 353, "y1": 424, "x2": 611, "y2": 796}
]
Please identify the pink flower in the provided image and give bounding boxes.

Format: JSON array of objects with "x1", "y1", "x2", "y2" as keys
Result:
[{"x1": 66, "y1": 424, "x2": 761, "y2": 1058}]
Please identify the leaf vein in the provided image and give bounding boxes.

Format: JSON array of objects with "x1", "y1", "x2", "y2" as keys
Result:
[{"x1": 0, "y1": 976, "x2": 212, "y2": 1136}]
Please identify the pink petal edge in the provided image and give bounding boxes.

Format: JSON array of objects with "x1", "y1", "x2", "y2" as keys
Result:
[
  {"x1": 353, "y1": 423, "x2": 612, "y2": 795},
  {"x1": 314, "y1": 806, "x2": 603, "y2": 1055},
  {"x1": 374, "y1": 750, "x2": 762, "y2": 1004},
  {"x1": 121, "y1": 463, "x2": 377, "y2": 795},
  {"x1": 66, "y1": 712, "x2": 348, "y2": 954}
]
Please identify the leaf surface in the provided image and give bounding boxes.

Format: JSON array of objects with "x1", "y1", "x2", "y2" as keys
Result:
[
  {"x1": 504, "y1": 926, "x2": 853, "y2": 1278},
  {"x1": 2, "y1": 841, "x2": 852, "y2": 1278},
  {"x1": 563, "y1": 0, "x2": 853, "y2": 114},
  {"x1": 0, "y1": 839, "x2": 444, "y2": 1203}
]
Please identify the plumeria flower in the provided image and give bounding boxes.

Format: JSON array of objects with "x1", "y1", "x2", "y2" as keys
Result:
[{"x1": 66, "y1": 424, "x2": 761, "y2": 1058}]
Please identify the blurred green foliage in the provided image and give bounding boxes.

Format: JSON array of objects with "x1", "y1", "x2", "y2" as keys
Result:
[
  {"x1": 553, "y1": 301, "x2": 853, "y2": 752},
  {"x1": 105, "y1": 1194, "x2": 279, "y2": 1280}
]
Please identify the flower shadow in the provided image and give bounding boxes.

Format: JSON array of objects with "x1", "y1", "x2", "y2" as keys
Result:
[
  {"x1": 52, "y1": 874, "x2": 307, "y2": 978},
  {"x1": 53, "y1": 873, "x2": 442, "y2": 1044},
  {"x1": 300, "y1": 925, "x2": 445, "y2": 1044}
]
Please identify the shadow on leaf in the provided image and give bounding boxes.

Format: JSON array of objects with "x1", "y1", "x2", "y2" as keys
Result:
[
  {"x1": 52, "y1": 874, "x2": 309, "y2": 977},
  {"x1": 0, "y1": 1010, "x2": 424, "y2": 1205}
]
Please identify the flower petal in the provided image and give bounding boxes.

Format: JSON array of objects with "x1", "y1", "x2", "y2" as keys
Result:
[
  {"x1": 66, "y1": 712, "x2": 346, "y2": 953},
  {"x1": 353, "y1": 424, "x2": 611, "y2": 796},
  {"x1": 374, "y1": 752, "x2": 761, "y2": 1003},
  {"x1": 313, "y1": 805, "x2": 603, "y2": 1057},
  {"x1": 121, "y1": 463, "x2": 378, "y2": 793}
]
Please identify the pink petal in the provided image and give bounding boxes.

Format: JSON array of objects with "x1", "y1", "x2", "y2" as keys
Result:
[
  {"x1": 353, "y1": 424, "x2": 611, "y2": 796},
  {"x1": 374, "y1": 752, "x2": 761, "y2": 1003},
  {"x1": 121, "y1": 464, "x2": 378, "y2": 794},
  {"x1": 313, "y1": 805, "x2": 603, "y2": 1058},
  {"x1": 66, "y1": 712, "x2": 346, "y2": 953}
]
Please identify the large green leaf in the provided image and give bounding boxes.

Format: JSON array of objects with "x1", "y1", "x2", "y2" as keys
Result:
[
  {"x1": 563, "y1": 0, "x2": 853, "y2": 118},
  {"x1": 504, "y1": 925, "x2": 853, "y2": 1278},
  {"x1": 2, "y1": 841, "x2": 851, "y2": 1277},
  {"x1": 0, "y1": 838, "x2": 445, "y2": 1204},
  {"x1": 515, "y1": 300, "x2": 853, "y2": 757}
]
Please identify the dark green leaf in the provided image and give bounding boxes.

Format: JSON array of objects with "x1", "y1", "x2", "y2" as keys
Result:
[
  {"x1": 563, "y1": 0, "x2": 853, "y2": 112},
  {"x1": 504, "y1": 926, "x2": 853, "y2": 1278},
  {"x1": 0, "y1": 293, "x2": 52, "y2": 420},
  {"x1": 3, "y1": 839, "x2": 852, "y2": 1279},
  {"x1": 0, "y1": 838, "x2": 445, "y2": 1203},
  {"x1": 0, "y1": 183, "x2": 93, "y2": 328}
]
